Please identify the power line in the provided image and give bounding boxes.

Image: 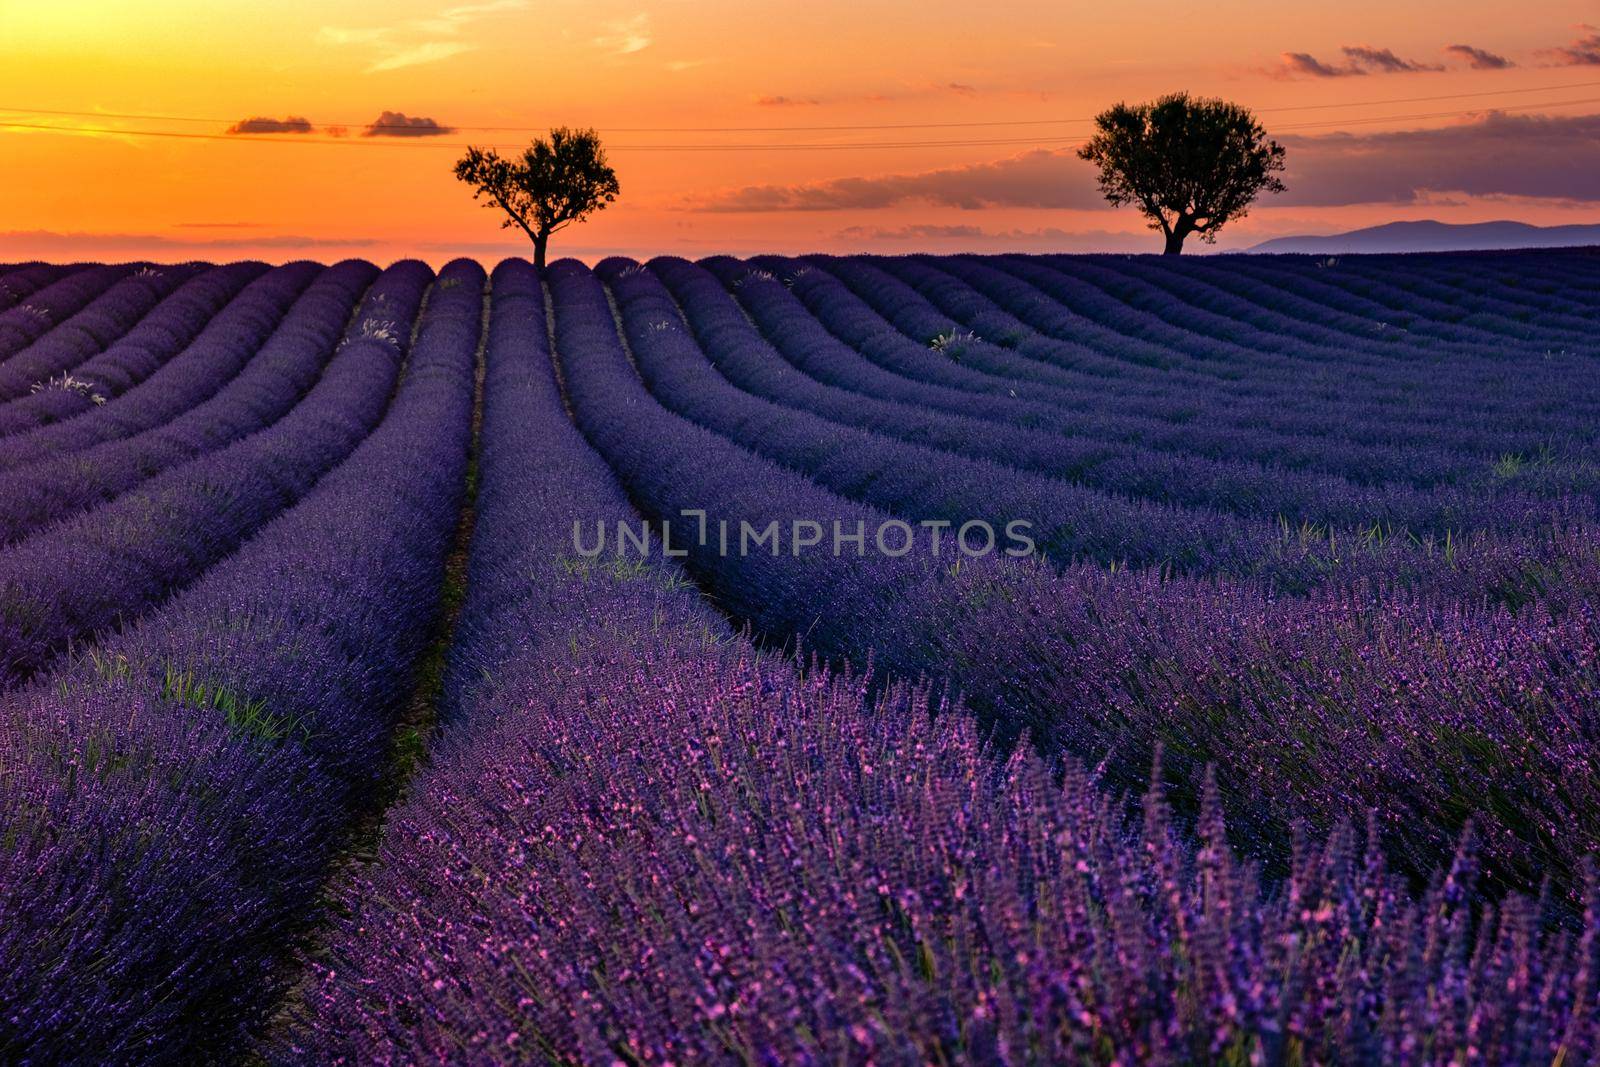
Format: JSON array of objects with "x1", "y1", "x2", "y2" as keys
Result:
[
  {"x1": 0, "y1": 120, "x2": 1082, "y2": 150},
  {"x1": 2, "y1": 91, "x2": 1597, "y2": 152},
  {"x1": 3, "y1": 79, "x2": 1600, "y2": 135},
  {"x1": 1258, "y1": 79, "x2": 1600, "y2": 113},
  {"x1": 1274, "y1": 94, "x2": 1600, "y2": 131}
]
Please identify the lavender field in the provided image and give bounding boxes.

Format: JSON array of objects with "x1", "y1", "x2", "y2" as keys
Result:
[{"x1": 2, "y1": 250, "x2": 1598, "y2": 1064}]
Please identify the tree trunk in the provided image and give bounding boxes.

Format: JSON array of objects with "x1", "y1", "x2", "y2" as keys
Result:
[
  {"x1": 533, "y1": 231, "x2": 550, "y2": 270},
  {"x1": 1163, "y1": 230, "x2": 1186, "y2": 255}
]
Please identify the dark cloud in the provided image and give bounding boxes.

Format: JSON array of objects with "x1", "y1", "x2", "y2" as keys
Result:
[
  {"x1": 1278, "y1": 111, "x2": 1600, "y2": 206},
  {"x1": 1341, "y1": 46, "x2": 1442, "y2": 73},
  {"x1": 835, "y1": 224, "x2": 1152, "y2": 252},
  {"x1": 946, "y1": 83, "x2": 979, "y2": 95},
  {"x1": 362, "y1": 111, "x2": 456, "y2": 137},
  {"x1": 754, "y1": 95, "x2": 821, "y2": 107},
  {"x1": 692, "y1": 110, "x2": 1600, "y2": 215},
  {"x1": 1445, "y1": 44, "x2": 1515, "y2": 69},
  {"x1": 1276, "y1": 46, "x2": 1441, "y2": 78},
  {"x1": 1278, "y1": 52, "x2": 1356, "y2": 77},
  {"x1": 840, "y1": 224, "x2": 988, "y2": 240},
  {"x1": 1539, "y1": 30, "x2": 1600, "y2": 66},
  {"x1": 226, "y1": 115, "x2": 314, "y2": 134},
  {"x1": 691, "y1": 149, "x2": 1106, "y2": 212}
]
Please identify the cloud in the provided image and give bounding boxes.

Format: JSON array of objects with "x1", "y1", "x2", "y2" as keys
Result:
[
  {"x1": 834, "y1": 224, "x2": 1152, "y2": 252},
  {"x1": 368, "y1": 41, "x2": 474, "y2": 73},
  {"x1": 839, "y1": 224, "x2": 989, "y2": 240},
  {"x1": 1275, "y1": 45, "x2": 1441, "y2": 77},
  {"x1": 1341, "y1": 45, "x2": 1442, "y2": 73},
  {"x1": 410, "y1": 0, "x2": 527, "y2": 35},
  {"x1": 690, "y1": 109, "x2": 1600, "y2": 216},
  {"x1": 1277, "y1": 110, "x2": 1600, "y2": 205},
  {"x1": 690, "y1": 149, "x2": 1106, "y2": 212},
  {"x1": 946, "y1": 82, "x2": 979, "y2": 96},
  {"x1": 226, "y1": 115, "x2": 314, "y2": 135},
  {"x1": 754, "y1": 95, "x2": 821, "y2": 107},
  {"x1": 362, "y1": 111, "x2": 455, "y2": 137},
  {"x1": 594, "y1": 13, "x2": 651, "y2": 55},
  {"x1": 1444, "y1": 44, "x2": 1515, "y2": 69},
  {"x1": 1277, "y1": 51, "x2": 1360, "y2": 78},
  {"x1": 0, "y1": 230, "x2": 379, "y2": 253},
  {"x1": 319, "y1": 0, "x2": 526, "y2": 73},
  {"x1": 1539, "y1": 28, "x2": 1600, "y2": 66}
]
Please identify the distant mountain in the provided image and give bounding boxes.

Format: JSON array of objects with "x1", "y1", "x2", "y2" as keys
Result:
[{"x1": 1247, "y1": 220, "x2": 1600, "y2": 254}]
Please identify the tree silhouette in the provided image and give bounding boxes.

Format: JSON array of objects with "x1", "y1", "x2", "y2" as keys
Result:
[
  {"x1": 454, "y1": 127, "x2": 620, "y2": 268},
  {"x1": 1078, "y1": 94, "x2": 1286, "y2": 254}
]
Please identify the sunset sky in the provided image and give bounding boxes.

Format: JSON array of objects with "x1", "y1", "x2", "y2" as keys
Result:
[{"x1": 4, "y1": 0, "x2": 1600, "y2": 263}]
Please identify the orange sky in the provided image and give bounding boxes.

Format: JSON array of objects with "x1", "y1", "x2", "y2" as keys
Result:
[{"x1": 3, "y1": 0, "x2": 1599, "y2": 263}]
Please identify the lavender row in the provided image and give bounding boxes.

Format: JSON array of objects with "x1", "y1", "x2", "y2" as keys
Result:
[
  {"x1": 1195, "y1": 255, "x2": 1524, "y2": 347},
  {"x1": 0, "y1": 263, "x2": 267, "y2": 437},
  {"x1": 1124, "y1": 253, "x2": 1575, "y2": 364},
  {"x1": 1209, "y1": 253, "x2": 1597, "y2": 349},
  {"x1": 873, "y1": 256, "x2": 1597, "y2": 482},
  {"x1": 728, "y1": 256, "x2": 1600, "y2": 541},
  {"x1": 0, "y1": 261, "x2": 430, "y2": 687},
  {"x1": 0, "y1": 262, "x2": 373, "y2": 545},
  {"x1": 0, "y1": 264, "x2": 69, "y2": 312},
  {"x1": 0, "y1": 265, "x2": 203, "y2": 403},
  {"x1": 0, "y1": 260, "x2": 482, "y2": 1059},
  {"x1": 0, "y1": 265, "x2": 133, "y2": 363},
  {"x1": 1132, "y1": 251, "x2": 1600, "y2": 343},
  {"x1": 670, "y1": 257, "x2": 1584, "y2": 538},
  {"x1": 0, "y1": 262, "x2": 319, "y2": 468},
  {"x1": 1047, "y1": 252, "x2": 1595, "y2": 366},
  {"x1": 748, "y1": 254, "x2": 1440, "y2": 473},
  {"x1": 918, "y1": 250, "x2": 1584, "y2": 414},
  {"x1": 300, "y1": 657, "x2": 1600, "y2": 1065},
  {"x1": 1307, "y1": 254, "x2": 1600, "y2": 338},
  {"x1": 980, "y1": 256, "x2": 1600, "y2": 448},
  {"x1": 1028, "y1": 254, "x2": 1600, "y2": 424},
  {"x1": 1057, "y1": 250, "x2": 1600, "y2": 358},
  {"x1": 293, "y1": 259, "x2": 1597, "y2": 1065},
  {"x1": 440, "y1": 260, "x2": 730, "y2": 724},
  {"x1": 1394, "y1": 251, "x2": 1600, "y2": 322},
  {"x1": 805, "y1": 252, "x2": 1485, "y2": 467},
  {"x1": 288, "y1": 257, "x2": 736, "y2": 1056},
  {"x1": 1013, "y1": 256, "x2": 1600, "y2": 465},
  {"x1": 1075, "y1": 253, "x2": 1596, "y2": 395},
  {"x1": 550, "y1": 257, "x2": 1600, "y2": 896},
  {"x1": 606, "y1": 258, "x2": 1296, "y2": 577},
  {"x1": 779, "y1": 256, "x2": 1501, "y2": 485}
]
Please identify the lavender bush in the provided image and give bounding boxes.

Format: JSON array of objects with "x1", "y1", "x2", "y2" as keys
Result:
[
  {"x1": 288, "y1": 261, "x2": 1597, "y2": 1066},
  {"x1": 0, "y1": 261, "x2": 373, "y2": 545},
  {"x1": 0, "y1": 265, "x2": 134, "y2": 362},
  {"x1": 0, "y1": 260, "x2": 483, "y2": 1058},
  {"x1": 0, "y1": 263, "x2": 201, "y2": 402},
  {"x1": 0, "y1": 262, "x2": 266, "y2": 437},
  {"x1": 1, "y1": 250, "x2": 1597, "y2": 1063},
  {"x1": 0, "y1": 262, "x2": 318, "y2": 469},
  {"x1": 0, "y1": 261, "x2": 430, "y2": 685},
  {"x1": 550, "y1": 257, "x2": 1600, "y2": 897}
]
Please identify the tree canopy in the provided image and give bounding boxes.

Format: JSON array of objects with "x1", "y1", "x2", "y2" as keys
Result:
[
  {"x1": 454, "y1": 127, "x2": 620, "y2": 268},
  {"x1": 1078, "y1": 94, "x2": 1286, "y2": 254}
]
